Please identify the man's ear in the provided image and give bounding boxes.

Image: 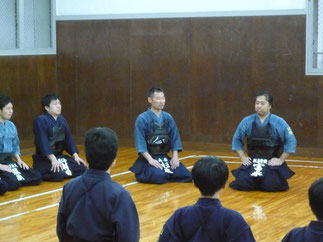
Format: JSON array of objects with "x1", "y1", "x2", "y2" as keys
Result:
[
  {"x1": 44, "y1": 106, "x2": 50, "y2": 112},
  {"x1": 148, "y1": 97, "x2": 152, "y2": 104},
  {"x1": 111, "y1": 158, "x2": 117, "y2": 168}
]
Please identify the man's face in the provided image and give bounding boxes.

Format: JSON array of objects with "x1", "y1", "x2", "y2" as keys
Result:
[
  {"x1": 0, "y1": 102, "x2": 13, "y2": 122},
  {"x1": 148, "y1": 92, "x2": 166, "y2": 111},
  {"x1": 45, "y1": 99, "x2": 62, "y2": 117},
  {"x1": 255, "y1": 95, "x2": 271, "y2": 117}
]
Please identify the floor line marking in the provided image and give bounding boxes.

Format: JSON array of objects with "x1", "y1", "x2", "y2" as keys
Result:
[
  {"x1": 1, "y1": 158, "x2": 322, "y2": 221},
  {"x1": 0, "y1": 180, "x2": 140, "y2": 221},
  {"x1": 0, "y1": 188, "x2": 63, "y2": 206},
  {"x1": 1, "y1": 155, "x2": 322, "y2": 206}
]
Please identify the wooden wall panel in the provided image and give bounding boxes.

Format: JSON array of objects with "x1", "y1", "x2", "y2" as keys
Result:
[
  {"x1": 56, "y1": 21, "x2": 78, "y2": 135},
  {"x1": 0, "y1": 55, "x2": 57, "y2": 140},
  {"x1": 53, "y1": 15, "x2": 323, "y2": 154},
  {"x1": 129, "y1": 19, "x2": 191, "y2": 140},
  {"x1": 58, "y1": 20, "x2": 133, "y2": 138}
]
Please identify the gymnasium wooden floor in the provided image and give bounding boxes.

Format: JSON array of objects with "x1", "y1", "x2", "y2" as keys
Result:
[{"x1": 0, "y1": 146, "x2": 322, "y2": 242}]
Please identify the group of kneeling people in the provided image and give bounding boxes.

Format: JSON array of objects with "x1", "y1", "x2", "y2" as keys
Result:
[
  {"x1": 59, "y1": 129, "x2": 323, "y2": 242},
  {"x1": 0, "y1": 88, "x2": 322, "y2": 241}
]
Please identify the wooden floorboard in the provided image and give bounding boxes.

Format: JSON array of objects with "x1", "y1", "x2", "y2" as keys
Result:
[{"x1": 0, "y1": 146, "x2": 322, "y2": 242}]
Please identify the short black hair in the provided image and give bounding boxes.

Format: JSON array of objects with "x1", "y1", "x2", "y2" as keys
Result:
[
  {"x1": 41, "y1": 94, "x2": 60, "y2": 113},
  {"x1": 84, "y1": 127, "x2": 118, "y2": 171},
  {"x1": 148, "y1": 87, "x2": 164, "y2": 98},
  {"x1": 256, "y1": 91, "x2": 273, "y2": 105},
  {"x1": 192, "y1": 156, "x2": 229, "y2": 196},
  {"x1": 0, "y1": 95, "x2": 13, "y2": 110},
  {"x1": 309, "y1": 177, "x2": 323, "y2": 221}
]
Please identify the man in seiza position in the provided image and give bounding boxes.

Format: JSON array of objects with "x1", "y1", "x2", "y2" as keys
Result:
[
  {"x1": 0, "y1": 95, "x2": 41, "y2": 195},
  {"x1": 129, "y1": 87, "x2": 192, "y2": 184},
  {"x1": 230, "y1": 91, "x2": 297, "y2": 192},
  {"x1": 32, "y1": 94, "x2": 86, "y2": 181}
]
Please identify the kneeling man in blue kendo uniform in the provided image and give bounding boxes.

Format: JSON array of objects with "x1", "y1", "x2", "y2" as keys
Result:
[
  {"x1": 159, "y1": 156, "x2": 255, "y2": 242},
  {"x1": 282, "y1": 177, "x2": 323, "y2": 241},
  {"x1": 230, "y1": 91, "x2": 297, "y2": 192},
  {"x1": 32, "y1": 94, "x2": 86, "y2": 181},
  {"x1": 0, "y1": 95, "x2": 41, "y2": 195},
  {"x1": 129, "y1": 87, "x2": 192, "y2": 184}
]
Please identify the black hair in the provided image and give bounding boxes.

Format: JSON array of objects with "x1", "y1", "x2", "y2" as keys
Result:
[
  {"x1": 41, "y1": 94, "x2": 60, "y2": 113},
  {"x1": 84, "y1": 127, "x2": 118, "y2": 171},
  {"x1": 255, "y1": 91, "x2": 273, "y2": 105},
  {"x1": 148, "y1": 87, "x2": 164, "y2": 98},
  {"x1": 309, "y1": 177, "x2": 323, "y2": 221},
  {"x1": 0, "y1": 95, "x2": 13, "y2": 110},
  {"x1": 192, "y1": 156, "x2": 229, "y2": 196}
]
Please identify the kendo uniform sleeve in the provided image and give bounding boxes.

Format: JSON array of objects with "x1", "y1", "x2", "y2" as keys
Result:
[
  {"x1": 276, "y1": 120, "x2": 297, "y2": 154},
  {"x1": 281, "y1": 228, "x2": 306, "y2": 242},
  {"x1": 10, "y1": 124, "x2": 20, "y2": 156},
  {"x1": 159, "y1": 211, "x2": 184, "y2": 242},
  {"x1": 165, "y1": 113, "x2": 182, "y2": 152},
  {"x1": 134, "y1": 114, "x2": 149, "y2": 154},
  {"x1": 223, "y1": 210, "x2": 256, "y2": 242},
  {"x1": 282, "y1": 221, "x2": 323, "y2": 242},
  {"x1": 0, "y1": 121, "x2": 20, "y2": 154},
  {"x1": 232, "y1": 116, "x2": 251, "y2": 151},
  {"x1": 112, "y1": 190, "x2": 140, "y2": 242},
  {"x1": 33, "y1": 116, "x2": 54, "y2": 156},
  {"x1": 58, "y1": 116, "x2": 78, "y2": 155},
  {"x1": 57, "y1": 187, "x2": 67, "y2": 241}
]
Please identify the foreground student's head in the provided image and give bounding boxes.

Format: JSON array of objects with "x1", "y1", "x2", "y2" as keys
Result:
[
  {"x1": 85, "y1": 127, "x2": 118, "y2": 171},
  {"x1": 309, "y1": 177, "x2": 323, "y2": 221},
  {"x1": 192, "y1": 156, "x2": 229, "y2": 196}
]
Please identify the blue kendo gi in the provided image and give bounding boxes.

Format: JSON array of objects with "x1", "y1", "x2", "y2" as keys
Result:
[
  {"x1": 282, "y1": 221, "x2": 323, "y2": 242},
  {"x1": 57, "y1": 169, "x2": 140, "y2": 242},
  {"x1": 230, "y1": 113, "x2": 297, "y2": 192},
  {"x1": 129, "y1": 108, "x2": 192, "y2": 184},
  {"x1": 0, "y1": 120, "x2": 41, "y2": 193},
  {"x1": 32, "y1": 113, "x2": 86, "y2": 181},
  {"x1": 158, "y1": 198, "x2": 255, "y2": 242}
]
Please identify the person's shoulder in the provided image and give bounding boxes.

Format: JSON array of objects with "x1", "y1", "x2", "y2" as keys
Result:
[
  {"x1": 222, "y1": 206, "x2": 248, "y2": 222},
  {"x1": 136, "y1": 109, "x2": 151, "y2": 120},
  {"x1": 5, "y1": 120, "x2": 16, "y2": 127},
  {"x1": 270, "y1": 113, "x2": 287, "y2": 121},
  {"x1": 109, "y1": 180, "x2": 133, "y2": 197},
  {"x1": 4, "y1": 120, "x2": 18, "y2": 133},
  {"x1": 63, "y1": 175, "x2": 82, "y2": 190},
  {"x1": 161, "y1": 111, "x2": 175, "y2": 120},
  {"x1": 137, "y1": 111, "x2": 148, "y2": 119},
  {"x1": 33, "y1": 114, "x2": 48, "y2": 124},
  {"x1": 244, "y1": 114, "x2": 256, "y2": 120},
  {"x1": 170, "y1": 205, "x2": 195, "y2": 218},
  {"x1": 282, "y1": 226, "x2": 307, "y2": 241},
  {"x1": 238, "y1": 114, "x2": 255, "y2": 125},
  {"x1": 57, "y1": 114, "x2": 67, "y2": 122},
  {"x1": 270, "y1": 114, "x2": 288, "y2": 125},
  {"x1": 34, "y1": 114, "x2": 46, "y2": 120}
]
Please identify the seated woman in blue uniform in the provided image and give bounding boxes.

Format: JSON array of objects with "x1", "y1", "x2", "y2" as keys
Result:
[
  {"x1": 282, "y1": 177, "x2": 323, "y2": 241},
  {"x1": 230, "y1": 91, "x2": 297, "y2": 192},
  {"x1": 32, "y1": 94, "x2": 86, "y2": 181},
  {"x1": 129, "y1": 87, "x2": 192, "y2": 184},
  {"x1": 0, "y1": 95, "x2": 41, "y2": 195},
  {"x1": 57, "y1": 127, "x2": 140, "y2": 242},
  {"x1": 159, "y1": 156, "x2": 255, "y2": 242}
]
